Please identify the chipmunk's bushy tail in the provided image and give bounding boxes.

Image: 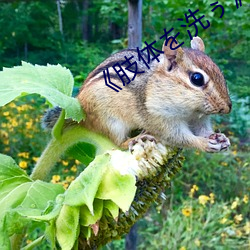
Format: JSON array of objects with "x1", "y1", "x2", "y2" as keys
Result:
[{"x1": 41, "y1": 106, "x2": 62, "y2": 130}]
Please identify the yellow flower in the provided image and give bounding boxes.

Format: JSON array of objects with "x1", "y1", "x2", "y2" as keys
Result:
[
  {"x1": 19, "y1": 161, "x2": 28, "y2": 169},
  {"x1": 9, "y1": 102, "x2": 16, "y2": 108},
  {"x1": 209, "y1": 193, "x2": 215, "y2": 204},
  {"x1": 231, "y1": 197, "x2": 240, "y2": 209},
  {"x1": 234, "y1": 214, "x2": 243, "y2": 224},
  {"x1": 232, "y1": 150, "x2": 237, "y2": 156},
  {"x1": 3, "y1": 111, "x2": 9, "y2": 116},
  {"x1": 198, "y1": 195, "x2": 210, "y2": 206},
  {"x1": 182, "y1": 207, "x2": 192, "y2": 217},
  {"x1": 66, "y1": 176, "x2": 75, "y2": 182},
  {"x1": 11, "y1": 120, "x2": 18, "y2": 127},
  {"x1": 63, "y1": 182, "x2": 69, "y2": 189},
  {"x1": 179, "y1": 247, "x2": 186, "y2": 250},
  {"x1": 0, "y1": 130, "x2": 8, "y2": 138},
  {"x1": 231, "y1": 201, "x2": 238, "y2": 209},
  {"x1": 75, "y1": 159, "x2": 81, "y2": 165},
  {"x1": 32, "y1": 157, "x2": 39, "y2": 162},
  {"x1": 221, "y1": 162, "x2": 228, "y2": 167},
  {"x1": 194, "y1": 238, "x2": 201, "y2": 247},
  {"x1": 51, "y1": 175, "x2": 61, "y2": 183},
  {"x1": 70, "y1": 165, "x2": 77, "y2": 172},
  {"x1": 18, "y1": 152, "x2": 29, "y2": 159},
  {"x1": 189, "y1": 184, "x2": 199, "y2": 197},
  {"x1": 3, "y1": 138, "x2": 9, "y2": 145},
  {"x1": 17, "y1": 105, "x2": 29, "y2": 112},
  {"x1": 4, "y1": 147, "x2": 10, "y2": 152},
  {"x1": 220, "y1": 218, "x2": 228, "y2": 224},
  {"x1": 244, "y1": 221, "x2": 250, "y2": 234},
  {"x1": 243, "y1": 195, "x2": 248, "y2": 204},
  {"x1": 26, "y1": 121, "x2": 33, "y2": 129},
  {"x1": 62, "y1": 160, "x2": 69, "y2": 166}
]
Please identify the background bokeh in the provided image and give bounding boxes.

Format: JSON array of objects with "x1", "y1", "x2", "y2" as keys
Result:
[{"x1": 0, "y1": 0, "x2": 249, "y2": 249}]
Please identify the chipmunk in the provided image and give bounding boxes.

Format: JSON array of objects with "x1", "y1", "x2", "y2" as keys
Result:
[{"x1": 43, "y1": 37, "x2": 232, "y2": 153}]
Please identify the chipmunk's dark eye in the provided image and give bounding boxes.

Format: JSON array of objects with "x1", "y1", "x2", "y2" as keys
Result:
[{"x1": 190, "y1": 72, "x2": 204, "y2": 87}]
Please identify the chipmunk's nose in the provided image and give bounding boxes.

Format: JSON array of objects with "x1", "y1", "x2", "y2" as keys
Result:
[{"x1": 219, "y1": 101, "x2": 232, "y2": 114}]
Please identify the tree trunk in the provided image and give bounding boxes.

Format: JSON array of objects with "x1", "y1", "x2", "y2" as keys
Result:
[
  {"x1": 82, "y1": 0, "x2": 89, "y2": 41},
  {"x1": 128, "y1": 0, "x2": 142, "y2": 49},
  {"x1": 56, "y1": 0, "x2": 63, "y2": 36}
]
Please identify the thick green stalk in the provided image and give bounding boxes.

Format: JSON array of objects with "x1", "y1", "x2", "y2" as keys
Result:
[{"x1": 30, "y1": 126, "x2": 118, "y2": 181}]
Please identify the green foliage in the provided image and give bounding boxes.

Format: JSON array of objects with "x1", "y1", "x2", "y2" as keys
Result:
[
  {"x1": 0, "y1": 62, "x2": 84, "y2": 122},
  {"x1": 66, "y1": 142, "x2": 96, "y2": 165},
  {"x1": 61, "y1": 42, "x2": 111, "y2": 86},
  {"x1": 0, "y1": 154, "x2": 64, "y2": 249},
  {"x1": 215, "y1": 97, "x2": 250, "y2": 139},
  {"x1": 138, "y1": 197, "x2": 249, "y2": 249},
  {"x1": 179, "y1": 147, "x2": 249, "y2": 202}
]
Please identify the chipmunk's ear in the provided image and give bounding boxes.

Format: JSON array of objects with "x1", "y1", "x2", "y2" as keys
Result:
[
  {"x1": 162, "y1": 37, "x2": 184, "y2": 63},
  {"x1": 191, "y1": 36, "x2": 205, "y2": 52}
]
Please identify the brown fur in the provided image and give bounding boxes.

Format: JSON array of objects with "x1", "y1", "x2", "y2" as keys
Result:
[{"x1": 77, "y1": 37, "x2": 232, "y2": 152}]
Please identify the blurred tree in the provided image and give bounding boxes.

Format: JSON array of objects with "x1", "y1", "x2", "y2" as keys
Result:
[
  {"x1": 57, "y1": 0, "x2": 64, "y2": 36},
  {"x1": 82, "y1": 0, "x2": 89, "y2": 41},
  {"x1": 128, "y1": 0, "x2": 142, "y2": 48}
]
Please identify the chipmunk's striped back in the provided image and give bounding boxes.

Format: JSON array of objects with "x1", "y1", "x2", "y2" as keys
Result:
[{"x1": 45, "y1": 37, "x2": 232, "y2": 153}]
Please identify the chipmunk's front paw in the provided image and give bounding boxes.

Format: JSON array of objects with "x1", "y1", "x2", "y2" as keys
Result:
[
  {"x1": 128, "y1": 134, "x2": 156, "y2": 152},
  {"x1": 206, "y1": 133, "x2": 230, "y2": 153}
]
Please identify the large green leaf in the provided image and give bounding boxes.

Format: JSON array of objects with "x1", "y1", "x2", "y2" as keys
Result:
[
  {"x1": 103, "y1": 200, "x2": 119, "y2": 219},
  {"x1": 0, "y1": 62, "x2": 85, "y2": 122},
  {"x1": 45, "y1": 220, "x2": 56, "y2": 249},
  {"x1": 96, "y1": 167, "x2": 136, "y2": 212},
  {"x1": 56, "y1": 205, "x2": 80, "y2": 250},
  {"x1": 0, "y1": 182, "x2": 33, "y2": 216},
  {"x1": 63, "y1": 154, "x2": 111, "y2": 213},
  {"x1": 20, "y1": 181, "x2": 64, "y2": 212},
  {"x1": 0, "y1": 176, "x2": 31, "y2": 201},
  {"x1": 0, "y1": 181, "x2": 32, "y2": 247},
  {"x1": 79, "y1": 199, "x2": 103, "y2": 227},
  {"x1": 0, "y1": 154, "x2": 65, "y2": 248},
  {"x1": 65, "y1": 142, "x2": 96, "y2": 165},
  {"x1": 26, "y1": 198, "x2": 63, "y2": 222},
  {"x1": 0, "y1": 154, "x2": 30, "y2": 181}
]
